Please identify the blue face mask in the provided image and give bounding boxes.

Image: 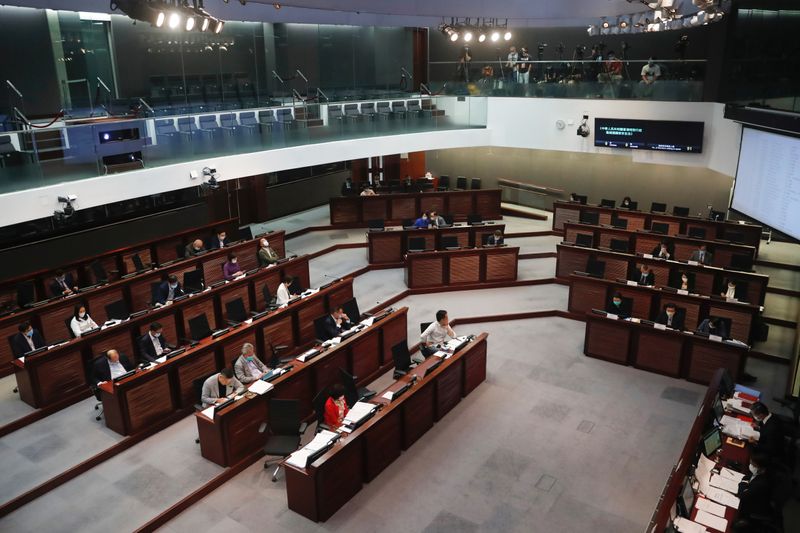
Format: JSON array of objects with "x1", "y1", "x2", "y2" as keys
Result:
[
  {"x1": 246, "y1": 356, "x2": 254, "y2": 362},
  {"x1": 25, "y1": 330, "x2": 33, "y2": 337},
  {"x1": 613, "y1": 300, "x2": 621, "y2": 306}
]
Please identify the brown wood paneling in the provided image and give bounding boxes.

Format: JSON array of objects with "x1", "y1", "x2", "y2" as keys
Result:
[
  {"x1": 316, "y1": 436, "x2": 365, "y2": 522},
  {"x1": 297, "y1": 299, "x2": 327, "y2": 346},
  {"x1": 362, "y1": 197, "x2": 388, "y2": 222},
  {"x1": 616, "y1": 287, "x2": 653, "y2": 319},
  {"x1": 272, "y1": 370, "x2": 315, "y2": 419},
  {"x1": 686, "y1": 342, "x2": 743, "y2": 384},
  {"x1": 556, "y1": 246, "x2": 590, "y2": 278},
  {"x1": 126, "y1": 373, "x2": 174, "y2": 434},
  {"x1": 585, "y1": 319, "x2": 631, "y2": 365},
  {"x1": 38, "y1": 304, "x2": 76, "y2": 342},
  {"x1": 440, "y1": 228, "x2": 470, "y2": 248},
  {"x1": 673, "y1": 242, "x2": 696, "y2": 262},
  {"x1": 219, "y1": 285, "x2": 251, "y2": 324},
  {"x1": 225, "y1": 399, "x2": 268, "y2": 465},
  {"x1": 603, "y1": 258, "x2": 629, "y2": 281},
  {"x1": 176, "y1": 349, "x2": 219, "y2": 407},
  {"x1": 709, "y1": 306, "x2": 752, "y2": 343},
  {"x1": 635, "y1": 234, "x2": 662, "y2": 256},
  {"x1": 475, "y1": 190, "x2": 502, "y2": 219},
  {"x1": 202, "y1": 256, "x2": 227, "y2": 286},
  {"x1": 182, "y1": 299, "x2": 218, "y2": 337},
  {"x1": 446, "y1": 193, "x2": 473, "y2": 216},
  {"x1": 435, "y1": 358, "x2": 463, "y2": 421},
  {"x1": 36, "y1": 349, "x2": 86, "y2": 405},
  {"x1": 410, "y1": 257, "x2": 444, "y2": 287},
  {"x1": 0, "y1": 322, "x2": 21, "y2": 368},
  {"x1": 129, "y1": 274, "x2": 164, "y2": 311},
  {"x1": 449, "y1": 254, "x2": 480, "y2": 284},
  {"x1": 569, "y1": 278, "x2": 607, "y2": 314},
  {"x1": 381, "y1": 312, "x2": 407, "y2": 365},
  {"x1": 634, "y1": 331, "x2": 683, "y2": 377},
  {"x1": 554, "y1": 206, "x2": 581, "y2": 230},
  {"x1": 121, "y1": 248, "x2": 152, "y2": 275},
  {"x1": 419, "y1": 194, "x2": 446, "y2": 215},
  {"x1": 370, "y1": 233, "x2": 403, "y2": 264},
  {"x1": 364, "y1": 407, "x2": 402, "y2": 481},
  {"x1": 402, "y1": 381, "x2": 435, "y2": 448},
  {"x1": 463, "y1": 339, "x2": 487, "y2": 395},
  {"x1": 314, "y1": 347, "x2": 348, "y2": 393},
  {"x1": 88, "y1": 328, "x2": 135, "y2": 361},
  {"x1": 330, "y1": 198, "x2": 360, "y2": 224},
  {"x1": 262, "y1": 314, "x2": 295, "y2": 352},
  {"x1": 485, "y1": 252, "x2": 517, "y2": 282},
  {"x1": 350, "y1": 330, "x2": 381, "y2": 382},
  {"x1": 86, "y1": 288, "x2": 126, "y2": 325},
  {"x1": 390, "y1": 197, "x2": 417, "y2": 220},
  {"x1": 220, "y1": 331, "x2": 257, "y2": 369},
  {"x1": 326, "y1": 283, "x2": 354, "y2": 314}
]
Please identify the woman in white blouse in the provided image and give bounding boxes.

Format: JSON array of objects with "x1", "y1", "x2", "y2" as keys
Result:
[{"x1": 70, "y1": 304, "x2": 98, "y2": 338}]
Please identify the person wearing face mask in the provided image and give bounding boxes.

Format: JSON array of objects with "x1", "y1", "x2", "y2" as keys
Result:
[
  {"x1": 208, "y1": 229, "x2": 228, "y2": 250},
  {"x1": 320, "y1": 305, "x2": 354, "y2": 341},
  {"x1": 137, "y1": 321, "x2": 171, "y2": 363},
  {"x1": 735, "y1": 452, "x2": 777, "y2": 530},
  {"x1": 605, "y1": 292, "x2": 631, "y2": 319},
  {"x1": 156, "y1": 274, "x2": 184, "y2": 306},
  {"x1": 655, "y1": 303, "x2": 684, "y2": 330},
  {"x1": 257, "y1": 238, "x2": 280, "y2": 267},
  {"x1": 640, "y1": 57, "x2": 661, "y2": 85},
  {"x1": 689, "y1": 244, "x2": 713, "y2": 265},
  {"x1": 11, "y1": 321, "x2": 46, "y2": 357},
  {"x1": 676, "y1": 271, "x2": 692, "y2": 292},
  {"x1": 651, "y1": 241, "x2": 672, "y2": 260},
  {"x1": 184, "y1": 238, "x2": 206, "y2": 258},
  {"x1": 750, "y1": 402, "x2": 786, "y2": 461},
  {"x1": 69, "y1": 304, "x2": 98, "y2": 338},
  {"x1": 49, "y1": 269, "x2": 79, "y2": 297},
  {"x1": 721, "y1": 279, "x2": 740, "y2": 300},
  {"x1": 233, "y1": 342, "x2": 269, "y2": 384},
  {"x1": 223, "y1": 253, "x2": 244, "y2": 281},
  {"x1": 697, "y1": 316, "x2": 729, "y2": 339},
  {"x1": 633, "y1": 264, "x2": 655, "y2": 286}
]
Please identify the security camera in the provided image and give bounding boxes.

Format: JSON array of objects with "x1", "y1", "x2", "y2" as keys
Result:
[
  {"x1": 58, "y1": 195, "x2": 78, "y2": 203},
  {"x1": 202, "y1": 167, "x2": 217, "y2": 177},
  {"x1": 576, "y1": 115, "x2": 590, "y2": 138}
]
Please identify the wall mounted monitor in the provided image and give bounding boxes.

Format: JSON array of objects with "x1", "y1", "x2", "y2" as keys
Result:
[{"x1": 594, "y1": 118, "x2": 704, "y2": 153}]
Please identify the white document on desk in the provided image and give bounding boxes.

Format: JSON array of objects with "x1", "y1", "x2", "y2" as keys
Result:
[
  {"x1": 673, "y1": 517, "x2": 708, "y2": 533},
  {"x1": 696, "y1": 454, "x2": 715, "y2": 480},
  {"x1": 285, "y1": 449, "x2": 313, "y2": 469},
  {"x1": 248, "y1": 380, "x2": 273, "y2": 395},
  {"x1": 360, "y1": 317, "x2": 375, "y2": 327},
  {"x1": 719, "y1": 467, "x2": 745, "y2": 484},
  {"x1": 710, "y1": 473, "x2": 740, "y2": 494},
  {"x1": 344, "y1": 401, "x2": 375, "y2": 425},
  {"x1": 156, "y1": 355, "x2": 168, "y2": 364},
  {"x1": 694, "y1": 509, "x2": 728, "y2": 532},
  {"x1": 306, "y1": 430, "x2": 338, "y2": 452},
  {"x1": 703, "y1": 487, "x2": 740, "y2": 509},
  {"x1": 201, "y1": 406, "x2": 215, "y2": 420},
  {"x1": 695, "y1": 497, "x2": 727, "y2": 518}
]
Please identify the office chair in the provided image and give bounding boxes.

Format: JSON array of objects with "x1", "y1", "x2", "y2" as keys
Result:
[
  {"x1": 259, "y1": 399, "x2": 308, "y2": 482},
  {"x1": 89, "y1": 355, "x2": 106, "y2": 421},
  {"x1": 193, "y1": 372, "x2": 215, "y2": 443},
  {"x1": 175, "y1": 243, "x2": 186, "y2": 259},
  {"x1": 312, "y1": 387, "x2": 332, "y2": 433},
  {"x1": 437, "y1": 175, "x2": 450, "y2": 191},
  {"x1": 391, "y1": 341, "x2": 412, "y2": 379},
  {"x1": 339, "y1": 367, "x2": 375, "y2": 408},
  {"x1": 420, "y1": 322, "x2": 432, "y2": 334},
  {"x1": 456, "y1": 176, "x2": 468, "y2": 190},
  {"x1": 150, "y1": 282, "x2": 162, "y2": 307},
  {"x1": 470, "y1": 177, "x2": 481, "y2": 190},
  {"x1": 314, "y1": 315, "x2": 331, "y2": 343},
  {"x1": 262, "y1": 284, "x2": 279, "y2": 311}
]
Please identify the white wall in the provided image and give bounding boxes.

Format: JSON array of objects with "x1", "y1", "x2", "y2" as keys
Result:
[{"x1": 0, "y1": 98, "x2": 742, "y2": 226}]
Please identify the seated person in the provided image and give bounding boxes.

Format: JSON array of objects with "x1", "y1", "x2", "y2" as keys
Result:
[
  {"x1": 11, "y1": 321, "x2": 46, "y2": 357},
  {"x1": 605, "y1": 292, "x2": 631, "y2": 319},
  {"x1": 184, "y1": 239, "x2": 206, "y2": 258},
  {"x1": 689, "y1": 244, "x2": 713, "y2": 265},
  {"x1": 156, "y1": 274, "x2": 184, "y2": 305},
  {"x1": 655, "y1": 303, "x2": 684, "y2": 330},
  {"x1": 750, "y1": 402, "x2": 786, "y2": 461},
  {"x1": 568, "y1": 192, "x2": 580, "y2": 203},
  {"x1": 735, "y1": 452, "x2": 776, "y2": 530},
  {"x1": 257, "y1": 238, "x2": 280, "y2": 267},
  {"x1": 324, "y1": 383, "x2": 349, "y2": 429},
  {"x1": 634, "y1": 264, "x2": 655, "y2": 286},
  {"x1": 320, "y1": 305, "x2": 353, "y2": 341},
  {"x1": 413, "y1": 212, "x2": 430, "y2": 229},
  {"x1": 620, "y1": 196, "x2": 633, "y2": 209},
  {"x1": 223, "y1": 253, "x2": 244, "y2": 281},
  {"x1": 70, "y1": 304, "x2": 98, "y2": 338},
  {"x1": 419, "y1": 310, "x2": 457, "y2": 361},
  {"x1": 721, "y1": 279, "x2": 740, "y2": 300},
  {"x1": 697, "y1": 317, "x2": 729, "y2": 338},
  {"x1": 276, "y1": 275, "x2": 297, "y2": 306},
  {"x1": 233, "y1": 342, "x2": 269, "y2": 384},
  {"x1": 201, "y1": 368, "x2": 245, "y2": 408},
  {"x1": 93, "y1": 349, "x2": 134, "y2": 384},
  {"x1": 487, "y1": 230, "x2": 504, "y2": 246},
  {"x1": 429, "y1": 210, "x2": 447, "y2": 227},
  {"x1": 677, "y1": 272, "x2": 692, "y2": 292},
  {"x1": 49, "y1": 269, "x2": 78, "y2": 297},
  {"x1": 208, "y1": 229, "x2": 228, "y2": 250},
  {"x1": 651, "y1": 241, "x2": 671, "y2": 260},
  {"x1": 137, "y1": 321, "x2": 171, "y2": 363},
  {"x1": 360, "y1": 187, "x2": 376, "y2": 196},
  {"x1": 341, "y1": 177, "x2": 355, "y2": 196}
]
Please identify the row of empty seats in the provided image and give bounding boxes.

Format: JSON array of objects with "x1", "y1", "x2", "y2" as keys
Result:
[
  {"x1": 328, "y1": 100, "x2": 431, "y2": 121},
  {"x1": 154, "y1": 109, "x2": 296, "y2": 140}
]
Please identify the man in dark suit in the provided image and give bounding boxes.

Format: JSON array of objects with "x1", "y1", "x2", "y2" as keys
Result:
[
  {"x1": 697, "y1": 317, "x2": 729, "y2": 339},
  {"x1": 155, "y1": 274, "x2": 184, "y2": 305},
  {"x1": 655, "y1": 303, "x2": 685, "y2": 330},
  {"x1": 750, "y1": 402, "x2": 786, "y2": 461},
  {"x1": 92, "y1": 349, "x2": 134, "y2": 384},
  {"x1": 605, "y1": 292, "x2": 631, "y2": 319},
  {"x1": 651, "y1": 241, "x2": 672, "y2": 260},
  {"x1": 207, "y1": 229, "x2": 228, "y2": 250},
  {"x1": 137, "y1": 321, "x2": 171, "y2": 363},
  {"x1": 320, "y1": 306, "x2": 353, "y2": 341},
  {"x1": 184, "y1": 239, "x2": 206, "y2": 258},
  {"x1": 689, "y1": 244, "x2": 713, "y2": 265},
  {"x1": 633, "y1": 264, "x2": 655, "y2": 286},
  {"x1": 49, "y1": 269, "x2": 78, "y2": 297},
  {"x1": 735, "y1": 452, "x2": 776, "y2": 529},
  {"x1": 10, "y1": 321, "x2": 46, "y2": 358}
]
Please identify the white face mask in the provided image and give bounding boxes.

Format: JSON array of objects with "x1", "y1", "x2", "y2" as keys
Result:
[
  {"x1": 261, "y1": 241, "x2": 269, "y2": 248},
  {"x1": 749, "y1": 464, "x2": 759, "y2": 476},
  {"x1": 231, "y1": 259, "x2": 237, "y2": 264},
  {"x1": 79, "y1": 312, "x2": 87, "y2": 319},
  {"x1": 153, "y1": 332, "x2": 161, "y2": 338},
  {"x1": 169, "y1": 283, "x2": 178, "y2": 289}
]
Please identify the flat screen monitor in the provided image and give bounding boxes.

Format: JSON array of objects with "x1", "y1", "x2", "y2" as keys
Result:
[
  {"x1": 466, "y1": 214, "x2": 483, "y2": 225},
  {"x1": 730, "y1": 253, "x2": 752, "y2": 272},
  {"x1": 441, "y1": 236, "x2": 459, "y2": 249},
  {"x1": 225, "y1": 298, "x2": 247, "y2": 323},
  {"x1": 391, "y1": 341, "x2": 411, "y2": 373},
  {"x1": 238, "y1": 225, "x2": 254, "y2": 241},
  {"x1": 610, "y1": 239, "x2": 629, "y2": 253},
  {"x1": 104, "y1": 299, "x2": 130, "y2": 321},
  {"x1": 688, "y1": 227, "x2": 706, "y2": 239},
  {"x1": 651, "y1": 202, "x2": 667, "y2": 213},
  {"x1": 726, "y1": 230, "x2": 744, "y2": 244},
  {"x1": 673, "y1": 206, "x2": 690, "y2": 217},
  {"x1": 368, "y1": 219, "x2": 384, "y2": 231},
  {"x1": 651, "y1": 222, "x2": 669, "y2": 235},
  {"x1": 610, "y1": 217, "x2": 628, "y2": 230},
  {"x1": 677, "y1": 477, "x2": 696, "y2": 518},
  {"x1": 572, "y1": 194, "x2": 588, "y2": 205},
  {"x1": 625, "y1": 201, "x2": 638, "y2": 211},
  {"x1": 587, "y1": 259, "x2": 605, "y2": 278},
  {"x1": 600, "y1": 199, "x2": 616, "y2": 208},
  {"x1": 442, "y1": 214, "x2": 455, "y2": 225},
  {"x1": 341, "y1": 298, "x2": 360, "y2": 322},
  {"x1": 732, "y1": 127, "x2": 800, "y2": 240},
  {"x1": 188, "y1": 314, "x2": 212, "y2": 340},
  {"x1": 595, "y1": 118, "x2": 704, "y2": 153},
  {"x1": 712, "y1": 394, "x2": 724, "y2": 421},
  {"x1": 16, "y1": 280, "x2": 35, "y2": 307},
  {"x1": 702, "y1": 427, "x2": 722, "y2": 457},
  {"x1": 183, "y1": 270, "x2": 204, "y2": 292},
  {"x1": 575, "y1": 234, "x2": 593, "y2": 247},
  {"x1": 408, "y1": 237, "x2": 426, "y2": 252},
  {"x1": 289, "y1": 277, "x2": 303, "y2": 294},
  {"x1": 402, "y1": 218, "x2": 415, "y2": 228},
  {"x1": 579, "y1": 211, "x2": 599, "y2": 225}
]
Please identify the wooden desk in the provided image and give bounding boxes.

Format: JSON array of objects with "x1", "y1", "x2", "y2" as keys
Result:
[
  {"x1": 552, "y1": 201, "x2": 762, "y2": 252},
  {"x1": 563, "y1": 222, "x2": 757, "y2": 267},
  {"x1": 0, "y1": 231, "x2": 286, "y2": 377},
  {"x1": 568, "y1": 274, "x2": 761, "y2": 343},
  {"x1": 12, "y1": 254, "x2": 308, "y2": 410},
  {"x1": 648, "y1": 369, "x2": 751, "y2": 532},
  {"x1": 584, "y1": 313, "x2": 749, "y2": 384},
  {"x1": 404, "y1": 246, "x2": 519, "y2": 288},
  {"x1": 284, "y1": 332, "x2": 488, "y2": 522},
  {"x1": 330, "y1": 189, "x2": 502, "y2": 226},
  {"x1": 556, "y1": 243, "x2": 769, "y2": 306},
  {"x1": 367, "y1": 223, "x2": 505, "y2": 265},
  {"x1": 195, "y1": 307, "x2": 408, "y2": 466}
]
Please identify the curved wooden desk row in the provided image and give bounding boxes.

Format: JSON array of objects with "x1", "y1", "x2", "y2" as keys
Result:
[
  {"x1": 552, "y1": 201, "x2": 762, "y2": 252},
  {"x1": 0, "y1": 231, "x2": 286, "y2": 376},
  {"x1": 0, "y1": 217, "x2": 238, "y2": 309},
  {"x1": 367, "y1": 223, "x2": 505, "y2": 265},
  {"x1": 568, "y1": 274, "x2": 761, "y2": 344},
  {"x1": 97, "y1": 278, "x2": 355, "y2": 437},
  {"x1": 584, "y1": 313, "x2": 749, "y2": 385},
  {"x1": 12, "y1": 253, "x2": 309, "y2": 410},
  {"x1": 330, "y1": 189, "x2": 502, "y2": 226},
  {"x1": 405, "y1": 246, "x2": 519, "y2": 289},
  {"x1": 563, "y1": 222, "x2": 757, "y2": 266},
  {"x1": 285, "y1": 333, "x2": 488, "y2": 522},
  {"x1": 195, "y1": 307, "x2": 409, "y2": 467},
  {"x1": 648, "y1": 369, "x2": 750, "y2": 532},
  {"x1": 556, "y1": 244, "x2": 769, "y2": 306}
]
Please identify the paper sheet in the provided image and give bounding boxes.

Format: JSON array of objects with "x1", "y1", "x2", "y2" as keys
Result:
[
  {"x1": 248, "y1": 380, "x2": 273, "y2": 395},
  {"x1": 285, "y1": 449, "x2": 313, "y2": 468},
  {"x1": 702, "y1": 487, "x2": 739, "y2": 509},
  {"x1": 343, "y1": 401, "x2": 375, "y2": 425},
  {"x1": 673, "y1": 517, "x2": 708, "y2": 533},
  {"x1": 695, "y1": 497, "x2": 727, "y2": 518},
  {"x1": 156, "y1": 355, "x2": 167, "y2": 364},
  {"x1": 382, "y1": 391, "x2": 394, "y2": 400},
  {"x1": 696, "y1": 454, "x2": 715, "y2": 479},
  {"x1": 694, "y1": 509, "x2": 728, "y2": 532},
  {"x1": 360, "y1": 317, "x2": 375, "y2": 327},
  {"x1": 710, "y1": 473, "x2": 740, "y2": 494},
  {"x1": 201, "y1": 406, "x2": 215, "y2": 420},
  {"x1": 719, "y1": 467, "x2": 745, "y2": 484}
]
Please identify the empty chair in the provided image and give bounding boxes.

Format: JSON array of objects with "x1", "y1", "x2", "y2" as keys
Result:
[
  {"x1": 339, "y1": 367, "x2": 375, "y2": 408},
  {"x1": 438, "y1": 175, "x2": 450, "y2": 191},
  {"x1": 258, "y1": 109, "x2": 276, "y2": 129},
  {"x1": 154, "y1": 119, "x2": 180, "y2": 141},
  {"x1": 391, "y1": 341, "x2": 412, "y2": 378},
  {"x1": 276, "y1": 108, "x2": 294, "y2": 127},
  {"x1": 360, "y1": 102, "x2": 378, "y2": 118},
  {"x1": 219, "y1": 113, "x2": 241, "y2": 131},
  {"x1": 198, "y1": 115, "x2": 221, "y2": 133},
  {"x1": 408, "y1": 237, "x2": 426, "y2": 252},
  {"x1": 260, "y1": 399, "x2": 308, "y2": 482},
  {"x1": 376, "y1": 101, "x2": 393, "y2": 118},
  {"x1": 238, "y1": 111, "x2": 260, "y2": 131},
  {"x1": 406, "y1": 99, "x2": 423, "y2": 117},
  {"x1": 328, "y1": 105, "x2": 345, "y2": 123},
  {"x1": 343, "y1": 103, "x2": 362, "y2": 122},
  {"x1": 470, "y1": 177, "x2": 481, "y2": 190},
  {"x1": 177, "y1": 116, "x2": 204, "y2": 135},
  {"x1": 456, "y1": 176, "x2": 468, "y2": 190},
  {"x1": 391, "y1": 101, "x2": 407, "y2": 118}
]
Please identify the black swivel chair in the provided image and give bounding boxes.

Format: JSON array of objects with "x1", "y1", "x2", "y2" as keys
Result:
[
  {"x1": 392, "y1": 341, "x2": 412, "y2": 379},
  {"x1": 193, "y1": 372, "x2": 215, "y2": 443},
  {"x1": 420, "y1": 322, "x2": 432, "y2": 334},
  {"x1": 456, "y1": 176, "x2": 468, "y2": 190},
  {"x1": 259, "y1": 399, "x2": 308, "y2": 482},
  {"x1": 312, "y1": 388, "x2": 332, "y2": 433},
  {"x1": 262, "y1": 284, "x2": 279, "y2": 311},
  {"x1": 89, "y1": 355, "x2": 107, "y2": 421},
  {"x1": 470, "y1": 177, "x2": 481, "y2": 190},
  {"x1": 150, "y1": 282, "x2": 162, "y2": 307},
  {"x1": 438, "y1": 175, "x2": 450, "y2": 191},
  {"x1": 339, "y1": 367, "x2": 375, "y2": 408}
]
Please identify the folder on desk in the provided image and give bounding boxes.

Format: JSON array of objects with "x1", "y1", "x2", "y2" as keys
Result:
[
  {"x1": 248, "y1": 380, "x2": 273, "y2": 395},
  {"x1": 710, "y1": 473, "x2": 740, "y2": 494},
  {"x1": 693, "y1": 510, "x2": 728, "y2": 532},
  {"x1": 343, "y1": 401, "x2": 377, "y2": 429},
  {"x1": 734, "y1": 384, "x2": 760, "y2": 399},
  {"x1": 695, "y1": 497, "x2": 726, "y2": 518}
]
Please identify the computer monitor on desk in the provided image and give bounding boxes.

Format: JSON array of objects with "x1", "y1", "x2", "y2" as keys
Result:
[
  {"x1": 677, "y1": 476, "x2": 696, "y2": 518},
  {"x1": 702, "y1": 427, "x2": 722, "y2": 457},
  {"x1": 623, "y1": 201, "x2": 637, "y2": 211},
  {"x1": 673, "y1": 206, "x2": 690, "y2": 217},
  {"x1": 402, "y1": 219, "x2": 415, "y2": 229},
  {"x1": 651, "y1": 222, "x2": 669, "y2": 235},
  {"x1": 650, "y1": 202, "x2": 667, "y2": 213},
  {"x1": 610, "y1": 239, "x2": 629, "y2": 253},
  {"x1": 225, "y1": 298, "x2": 248, "y2": 324},
  {"x1": 688, "y1": 227, "x2": 706, "y2": 239},
  {"x1": 368, "y1": 219, "x2": 385, "y2": 232},
  {"x1": 579, "y1": 211, "x2": 599, "y2": 225},
  {"x1": 441, "y1": 236, "x2": 459, "y2": 250},
  {"x1": 408, "y1": 237, "x2": 426, "y2": 252},
  {"x1": 730, "y1": 253, "x2": 753, "y2": 272},
  {"x1": 466, "y1": 214, "x2": 483, "y2": 226},
  {"x1": 610, "y1": 216, "x2": 628, "y2": 229},
  {"x1": 105, "y1": 299, "x2": 130, "y2": 321},
  {"x1": 183, "y1": 270, "x2": 204, "y2": 293},
  {"x1": 575, "y1": 234, "x2": 593, "y2": 248},
  {"x1": 188, "y1": 314, "x2": 213, "y2": 340},
  {"x1": 587, "y1": 259, "x2": 606, "y2": 278},
  {"x1": 600, "y1": 198, "x2": 616, "y2": 208}
]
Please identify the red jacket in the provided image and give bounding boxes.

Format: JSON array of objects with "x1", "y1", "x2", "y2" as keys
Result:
[{"x1": 324, "y1": 397, "x2": 348, "y2": 428}]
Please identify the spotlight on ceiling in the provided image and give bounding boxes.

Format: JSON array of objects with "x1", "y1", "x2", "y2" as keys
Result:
[
  {"x1": 478, "y1": 32, "x2": 486, "y2": 43},
  {"x1": 601, "y1": 19, "x2": 610, "y2": 28},
  {"x1": 490, "y1": 31, "x2": 500, "y2": 42},
  {"x1": 503, "y1": 31, "x2": 512, "y2": 41},
  {"x1": 463, "y1": 30, "x2": 473, "y2": 42},
  {"x1": 213, "y1": 18, "x2": 225, "y2": 33},
  {"x1": 168, "y1": 10, "x2": 181, "y2": 29}
]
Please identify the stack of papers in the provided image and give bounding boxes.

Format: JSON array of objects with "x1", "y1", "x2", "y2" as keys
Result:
[
  {"x1": 720, "y1": 415, "x2": 759, "y2": 440},
  {"x1": 248, "y1": 380, "x2": 274, "y2": 395},
  {"x1": 343, "y1": 401, "x2": 376, "y2": 426},
  {"x1": 695, "y1": 497, "x2": 726, "y2": 517},
  {"x1": 673, "y1": 517, "x2": 708, "y2": 533},
  {"x1": 723, "y1": 398, "x2": 751, "y2": 415},
  {"x1": 710, "y1": 473, "x2": 740, "y2": 494},
  {"x1": 360, "y1": 317, "x2": 375, "y2": 327},
  {"x1": 431, "y1": 350, "x2": 451, "y2": 359},
  {"x1": 719, "y1": 467, "x2": 745, "y2": 484},
  {"x1": 296, "y1": 348, "x2": 321, "y2": 362},
  {"x1": 201, "y1": 405, "x2": 215, "y2": 420},
  {"x1": 693, "y1": 510, "x2": 728, "y2": 532},
  {"x1": 300, "y1": 288, "x2": 320, "y2": 299},
  {"x1": 285, "y1": 429, "x2": 338, "y2": 468}
]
